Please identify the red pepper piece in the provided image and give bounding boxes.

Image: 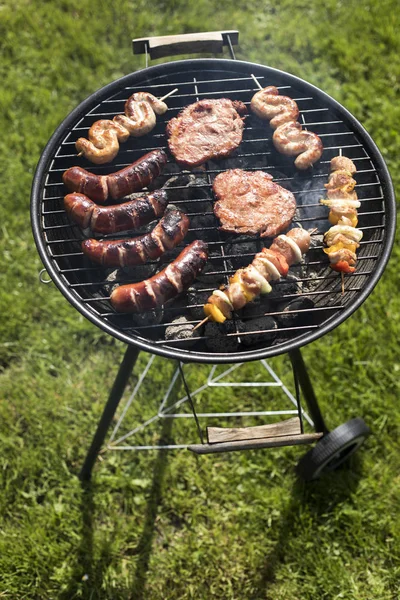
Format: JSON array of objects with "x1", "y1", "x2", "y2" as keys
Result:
[{"x1": 331, "y1": 260, "x2": 356, "y2": 274}]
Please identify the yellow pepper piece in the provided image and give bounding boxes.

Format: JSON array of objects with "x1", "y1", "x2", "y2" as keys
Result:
[
  {"x1": 204, "y1": 303, "x2": 226, "y2": 323},
  {"x1": 324, "y1": 241, "x2": 357, "y2": 255},
  {"x1": 329, "y1": 211, "x2": 358, "y2": 227}
]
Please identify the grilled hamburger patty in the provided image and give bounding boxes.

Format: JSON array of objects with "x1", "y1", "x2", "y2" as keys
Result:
[
  {"x1": 213, "y1": 169, "x2": 297, "y2": 237},
  {"x1": 166, "y1": 99, "x2": 247, "y2": 169}
]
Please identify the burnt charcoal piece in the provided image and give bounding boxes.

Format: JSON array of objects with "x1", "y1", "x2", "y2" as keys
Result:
[
  {"x1": 165, "y1": 316, "x2": 197, "y2": 348},
  {"x1": 187, "y1": 284, "x2": 211, "y2": 320},
  {"x1": 241, "y1": 296, "x2": 274, "y2": 320},
  {"x1": 196, "y1": 259, "x2": 226, "y2": 286},
  {"x1": 268, "y1": 273, "x2": 301, "y2": 302},
  {"x1": 225, "y1": 237, "x2": 259, "y2": 270},
  {"x1": 131, "y1": 307, "x2": 164, "y2": 328},
  {"x1": 275, "y1": 297, "x2": 315, "y2": 327},
  {"x1": 204, "y1": 319, "x2": 245, "y2": 353},
  {"x1": 241, "y1": 316, "x2": 278, "y2": 347}
]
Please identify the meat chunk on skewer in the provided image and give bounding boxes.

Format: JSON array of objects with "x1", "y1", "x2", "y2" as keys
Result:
[
  {"x1": 204, "y1": 228, "x2": 311, "y2": 323},
  {"x1": 320, "y1": 156, "x2": 363, "y2": 274}
]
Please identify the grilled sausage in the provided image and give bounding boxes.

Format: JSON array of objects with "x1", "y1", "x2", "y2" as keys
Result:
[
  {"x1": 64, "y1": 189, "x2": 169, "y2": 234},
  {"x1": 250, "y1": 86, "x2": 299, "y2": 128},
  {"x1": 110, "y1": 240, "x2": 208, "y2": 313},
  {"x1": 272, "y1": 121, "x2": 323, "y2": 170},
  {"x1": 81, "y1": 209, "x2": 190, "y2": 267},
  {"x1": 62, "y1": 149, "x2": 168, "y2": 203}
]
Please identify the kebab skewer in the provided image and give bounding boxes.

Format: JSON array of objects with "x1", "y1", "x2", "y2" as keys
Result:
[
  {"x1": 320, "y1": 156, "x2": 363, "y2": 277},
  {"x1": 202, "y1": 228, "x2": 311, "y2": 324}
]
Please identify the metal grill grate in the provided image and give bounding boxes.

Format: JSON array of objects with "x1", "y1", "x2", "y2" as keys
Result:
[{"x1": 32, "y1": 59, "x2": 395, "y2": 363}]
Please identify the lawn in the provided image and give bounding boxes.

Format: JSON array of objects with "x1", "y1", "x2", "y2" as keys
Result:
[{"x1": 1, "y1": 0, "x2": 400, "y2": 598}]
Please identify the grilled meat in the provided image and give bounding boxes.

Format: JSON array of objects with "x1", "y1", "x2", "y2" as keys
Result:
[
  {"x1": 63, "y1": 149, "x2": 168, "y2": 203},
  {"x1": 166, "y1": 98, "x2": 247, "y2": 169},
  {"x1": 64, "y1": 189, "x2": 169, "y2": 234},
  {"x1": 250, "y1": 85, "x2": 323, "y2": 169},
  {"x1": 320, "y1": 156, "x2": 362, "y2": 274},
  {"x1": 81, "y1": 209, "x2": 190, "y2": 267},
  {"x1": 110, "y1": 240, "x2": 209, "y2": 313},
  {"x1": 204, "y1": 228, "x2": 311, "y2": 323},
  {"x1": 76, "y1": 92, "x2": 170, "y2": 164},
  {"x1": 213, "y1": 169, "x2": 296, "y2": 237}
]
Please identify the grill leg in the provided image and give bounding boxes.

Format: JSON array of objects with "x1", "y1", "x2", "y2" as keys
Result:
[
  {"x1": 79, "y1": 344, "x2": 140, "y2": 481},
  {"x1": 289, "y1": 348, "x2": 328, "y2": 434}
]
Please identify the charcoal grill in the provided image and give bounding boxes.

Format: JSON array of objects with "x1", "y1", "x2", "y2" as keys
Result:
[{"x1": 31, "y1": 31, "x2": 396, "y2": 480}]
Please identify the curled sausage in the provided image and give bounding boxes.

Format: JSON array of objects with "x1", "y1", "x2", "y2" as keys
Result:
[
  {"x1": 250, "y1": 86, "x2": 299, "y2": 128},
  {"x1": 64, "y1": 189, "x2": 169, "y2": 234},
  {"x1": 76, "y1": 92, "x2": 169, "y2": 164},
  {"x1": 81, "y1": 209, "x2": 190, "y2": 267},
  {"x1": 272, "y1": 121, "x2": 323, "y2": 170},
  {"x1": 110, "y1": 240, "x2": 208, "y2": 313},
  {"x1": 62, "y1": 149, "x2": 168, "y2": 203}
]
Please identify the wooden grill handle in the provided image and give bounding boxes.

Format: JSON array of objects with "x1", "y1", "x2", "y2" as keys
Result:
[{"x1": 132, "y1": 31, "x2": 239, "y2": 60}]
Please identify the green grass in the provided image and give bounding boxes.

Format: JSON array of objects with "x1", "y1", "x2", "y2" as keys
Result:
[{"x1": 1, "y1": 0, "x2": 400, "y2": 597}]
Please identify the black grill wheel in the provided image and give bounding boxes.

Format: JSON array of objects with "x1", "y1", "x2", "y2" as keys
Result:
[{"x1": 296, "y1": 417, "x2": 371, "y2": 481}]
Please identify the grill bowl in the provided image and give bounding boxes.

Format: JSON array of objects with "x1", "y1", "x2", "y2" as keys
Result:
[{"x1": 31, "y1": 59, "x2": 396, "y2": 363}]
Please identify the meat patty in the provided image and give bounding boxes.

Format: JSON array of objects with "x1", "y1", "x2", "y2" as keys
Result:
[
  {"x1": 213, "y1": 169, "x2": 297, "y2": 237},
  {"x1": 166, "y1": 99, "x2": 247, "y2": 169}
]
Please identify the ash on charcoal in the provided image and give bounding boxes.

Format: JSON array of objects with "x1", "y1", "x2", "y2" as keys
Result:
[
  {"x1": 275, "y1": 297, "x2": 315, "y2": 327},
  {"x1": 162, "y1": 171, "x2": 208, "y2": 207},
  {"x1": 103, "y1": 269, "x2": 120, "y2": 295},
  {"x1": 241, "y1": 316, "x2": 278, "y2": 347},
  {"x1": 204, "y1": 319, "x2": 245, "y2": 353},
  {"x1": 268, "y1": 273, "x2": 302, "y2": 302},
  {"x1": 165, "y1": 316, "x2": 197, "y2": 348},
  {"x1": 187, "y1": 284, "x2": 211, "y2": 320}
]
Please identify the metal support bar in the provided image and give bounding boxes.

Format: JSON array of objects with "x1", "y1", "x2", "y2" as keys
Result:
[
  {"x1": 289, "y1": 348, "x2": 328, "y2": 434},
  {"x1": 79, "y1": 344, "x2": 140, "y2": 481}
]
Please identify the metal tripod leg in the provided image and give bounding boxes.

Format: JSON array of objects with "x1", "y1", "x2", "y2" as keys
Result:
[
  {"x1": 289, "y1": 348, "x2": 328, "y2": 434},
  {"x1": 79, "y1": 344, "x2": 140, "y2": 481}
]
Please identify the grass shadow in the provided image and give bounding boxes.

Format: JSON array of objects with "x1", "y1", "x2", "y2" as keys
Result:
[
  {"x1": 60, "y1": 359, "x2": 181, "y2": 600},
  {"x1": 128, "y1": 415, "x2": 175, "y2": 599},
  {"x1": 252, "y1": 452, "x2": 364, "y2": 597}
]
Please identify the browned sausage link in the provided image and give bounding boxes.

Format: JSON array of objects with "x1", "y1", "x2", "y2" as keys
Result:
[
  {"x1": 110, "y1": 240, "x2": 208, "y2": 313},
  {"x1": 64, "y1": 189, "x2": 169, "y2": 234},
  {"x1": 81, "y1": 210, "x2": 190, "y2": 267},
  {"x1": 62, "y1": 149, "x2": 168, "y2": 203}
]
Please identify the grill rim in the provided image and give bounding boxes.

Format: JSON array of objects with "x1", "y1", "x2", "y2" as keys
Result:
[{"x1": 31, "y1": 58, "x2": 396, "y2": 364}]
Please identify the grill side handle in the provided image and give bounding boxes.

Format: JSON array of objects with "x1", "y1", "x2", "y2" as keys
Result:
[{"x1": 132, "y1": 31, "x2": 239, "y2": 61}]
